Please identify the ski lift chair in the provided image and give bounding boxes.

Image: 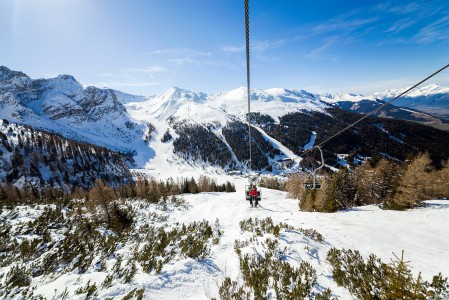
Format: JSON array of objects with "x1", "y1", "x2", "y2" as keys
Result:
[
  {"x1": 245, "y1": 185, "x2": 262, "y2": 201},
  {"x1": 303, "y1": 146, "x2": 324, "y2": 190}
]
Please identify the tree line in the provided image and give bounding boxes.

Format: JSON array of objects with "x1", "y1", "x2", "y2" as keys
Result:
[
  {"x1": 0, "y1": 120, "x2": 132, "y2": 190},
  {"x1": 1, "y1": 175, "x2": 236, "y2": 209},
  {"x1": 286, "y1": 153, "x2": 449, "y2": 212}
]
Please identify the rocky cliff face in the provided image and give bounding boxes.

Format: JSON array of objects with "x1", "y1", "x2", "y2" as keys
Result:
[{"x1": 0, "y1": 66, "x2": 145, "y2": 156}]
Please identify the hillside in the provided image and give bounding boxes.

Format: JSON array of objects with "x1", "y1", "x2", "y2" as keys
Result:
[
  {"x1": 2, "y1": 66, "x2": 449, "y2": 180},
  {"x1": 0, "y1": 66, "x2": 150, "y2": 165},
  {"x1": 0, "y1": 119, "x2": 132, "y2": 189},
  {"x1": 1, "y1": 177, "x2": 448, "y2": 299}
]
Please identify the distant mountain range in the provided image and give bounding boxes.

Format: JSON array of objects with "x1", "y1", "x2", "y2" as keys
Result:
[
  {"x1": 321, "y1": 84, "x2": 449, "y2": 130},
  {"x1": 2, "y1": 65, "x2": 449, "y2": 186}
]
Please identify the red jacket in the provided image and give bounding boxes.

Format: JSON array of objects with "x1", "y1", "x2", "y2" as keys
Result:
[{"x1": 249, "y1": 189, "x2": 259, "y2": 197}]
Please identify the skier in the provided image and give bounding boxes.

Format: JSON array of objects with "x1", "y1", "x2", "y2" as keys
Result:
[{"x1": 249, "y1": 185, "x2": 259, "y2": 208}]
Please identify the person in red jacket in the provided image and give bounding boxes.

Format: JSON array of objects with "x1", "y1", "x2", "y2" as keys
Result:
[{"x1": 249, "y1": 185, "x2": 259, "y2": 207}]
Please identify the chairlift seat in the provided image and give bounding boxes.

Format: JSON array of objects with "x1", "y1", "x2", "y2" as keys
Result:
[
  {"x1": 303, "y1": 183, "x2": 321, "y2": 190},
  {"x1": 245, "y1": 185, "x2": 262, "y2": 201}
]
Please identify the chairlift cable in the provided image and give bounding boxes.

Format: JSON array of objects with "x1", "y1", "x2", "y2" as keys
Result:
[
  {"x1": 299, "y1": 63, "x2": 449, "y2": 159},
  {"x1": 245, "y1": 0, "x2": 252, "y2": 171}
]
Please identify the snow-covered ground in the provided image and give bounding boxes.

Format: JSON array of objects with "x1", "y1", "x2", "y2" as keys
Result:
[
  {"x1": 161, "y1": 179, "x2": 449, "y2": 299},
  {"x1": 2, "y1": 176, "x2": 448, "y2": 299}
]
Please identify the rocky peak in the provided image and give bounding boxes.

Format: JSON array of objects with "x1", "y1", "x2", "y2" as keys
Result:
[{"x1": 0, "y1": 66, "x2": 28, "y2": 83}]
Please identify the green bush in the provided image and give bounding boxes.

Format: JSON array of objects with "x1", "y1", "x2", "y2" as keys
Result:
[
  {"x1": 5, "y1": 264, "x2": 31, "y2": 289},
  {"x1": 233, "y1": 218, "x2": 329, "y2": 299},
  {"x1": 327, "y1": 248, "x2": 449, "y2": 299}
]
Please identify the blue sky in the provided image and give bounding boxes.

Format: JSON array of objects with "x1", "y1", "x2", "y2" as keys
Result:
[{"x1": 1, "y1": 0, "x2": 449, "y2": 96}]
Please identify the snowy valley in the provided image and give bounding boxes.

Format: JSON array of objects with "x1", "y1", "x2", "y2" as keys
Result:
[
  {"x1": 1, "y1": 66, "x2": 449, "y2": 299},
  {"x1": 1, "y1": 178, "x2": 448, "y2": 299}
]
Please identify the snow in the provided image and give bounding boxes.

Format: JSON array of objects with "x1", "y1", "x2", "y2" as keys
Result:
[
  {"x1": 374, "y1": 83, "x2": 449, "y2": 99},
  {"x1": 319, "y1": 92, "x2": 371, "y2": 103},
  {"x1": 146, "y1": 189, "x2": 449, "y2": 299},
  {"x1": 129, "y1": 86, "x2": 328, "y2": 127},
  {"x1": 2, "y1": 176, "x2": 448, "y2": 299},
  {"x1": 303, "y1": 131, "x2": 317, "y2": 150},
  {"x1": 253, "y1": 125, "x2": 299, "y2": 162}
]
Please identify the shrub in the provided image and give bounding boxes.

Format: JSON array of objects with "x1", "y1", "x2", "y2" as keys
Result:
[
  {"x1": 109, "y1": 203, "x2": 134, "y2": 233},
  {"x1": 327, "y1": 248, "x2": 449, "y2": 299},
  {"x1": 217, "y1": 277, "x2": 250, "y2": 300},
  {"x1": 233, "y1": 218, "x2": 327, "y2": 299},
  {"x1": 5, "y1": 265, "x2": 31, "y2": 289}
]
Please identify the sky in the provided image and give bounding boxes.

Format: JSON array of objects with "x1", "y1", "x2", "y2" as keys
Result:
[{"x1": 1, "y1": 0, "x2": 449, "y2": 96}]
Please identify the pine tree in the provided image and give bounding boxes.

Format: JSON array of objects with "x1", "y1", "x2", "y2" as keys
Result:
[{"x1": 188, "y1": 177, "x2": 199, "y2": 194}]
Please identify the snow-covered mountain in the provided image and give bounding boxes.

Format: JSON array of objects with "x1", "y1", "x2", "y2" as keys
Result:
[
  {"x1": 2, "y1": 66, "x2": 449, "y2": 178},
  {"x1": 0, "y1": 66, "x2": 149, "y2": 164},
  {"x1": 320, "y1": 83, "x2": 449, "y2": 122},
  {"x1": 373, "y1": 83, "x2": 449, "y2": 119},
  {"x1": 127, "y1": 86, "x2": 327, "y2": 125}
]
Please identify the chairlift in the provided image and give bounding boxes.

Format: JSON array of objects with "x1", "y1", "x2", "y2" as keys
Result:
[
  {"x1": 244, "y1": 172, "x2": 262, "y2": 201},
  {"x1": 303, "y1": 146, "x2": 324, "y2": 190}
]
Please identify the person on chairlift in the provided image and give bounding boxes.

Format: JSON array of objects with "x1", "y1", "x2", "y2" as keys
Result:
[{"x1": 249, "y1": 185, "x2": 259, "y2": 207}]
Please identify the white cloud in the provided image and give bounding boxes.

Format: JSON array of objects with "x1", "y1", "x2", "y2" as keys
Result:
[
  {"x1": 147, "y1": 48, "x2": 211, "y2": 57},
  {"x1": 386, "y1": 18, "x2": 416, "y2": 33},
  {"x1": 305, "y1": 38, "x2": 339, "y2": 62},
  {"x1": 253, "y1": 40, "x2": 284, "y2": 52},
  {"x1": 413, "y1": 16, "x2": 449, "y2": 44},
  {"x1": 120, "y1": 66, "x2": 167, "y2": 73},
  {"x1": 222, "y1": 46, "x2": 245, "y2": 53},
  {"x1": 168, "y1": 58, "x2": 201, "y2": 65}
]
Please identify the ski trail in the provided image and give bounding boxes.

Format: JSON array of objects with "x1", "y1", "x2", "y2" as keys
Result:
[
  {"x1": 252, "y1": 125, "x2": 301, "y2": 163},
  {"x1": 304, "y1": 131, "x2": 317, "y2": 150}
]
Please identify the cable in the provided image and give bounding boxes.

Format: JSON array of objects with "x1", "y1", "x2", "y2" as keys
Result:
[
  {"x1": 245, "y1": 0, "x2": 252, "y2": 170},
  {"x1": 299, "y1": 63, "x2": 449, "y2": 158}
]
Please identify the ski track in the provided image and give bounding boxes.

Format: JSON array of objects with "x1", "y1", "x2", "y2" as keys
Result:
[
  {"x1": 3, "y1": 177, "x2": 449, "y2": 299},
  {"x1": 133, "y1": 178, "x2": 449, "y2": 299}
]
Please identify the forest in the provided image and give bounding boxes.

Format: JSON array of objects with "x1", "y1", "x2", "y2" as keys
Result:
[
  {"x1": 0, "y1": 120, "x2": 131, "y2": 190},
  {"x1": 286, "y1": 153, "x2": 449, "y2": 212}
]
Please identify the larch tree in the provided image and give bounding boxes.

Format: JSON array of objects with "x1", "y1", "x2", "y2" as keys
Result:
[
  {"x1": 88, "y1": 179, "x2": 116, "y2": 224},
  {"x1": 394, "y1": 153, "x2": 433, "y2": 208}
]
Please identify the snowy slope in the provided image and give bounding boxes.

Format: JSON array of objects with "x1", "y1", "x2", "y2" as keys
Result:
[
  {"x1": 1, "y1": 177, "x2": 448, "y2": 299},
  {"x1": 0, "y1": 66, "x2": 152, "y2": 166},
  {"x1": 128, "y1": 86, "x2": 328, "y2": 125},
  {"x1": 2, "y1": 65, "x2": 449, "y2": 173}
]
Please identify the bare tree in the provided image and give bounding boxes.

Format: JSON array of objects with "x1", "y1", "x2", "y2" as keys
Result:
[{"x1": 88, "y1": 179, "x2": 115, "y2": 224}]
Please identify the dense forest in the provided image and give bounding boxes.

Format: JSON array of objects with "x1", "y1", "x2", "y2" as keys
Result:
[
  {"x1": 256, "y1": 108, "x2": 449, "y2": 166},
  {"x1": 222, "y1": 121, "x2": 273, "y2": 171},
  {"x1": 172, "y1": 123, "x2": 233, "y2": 168},
  {"x1": 0, "y1": 120, "x2": 132, "y2": 191}
]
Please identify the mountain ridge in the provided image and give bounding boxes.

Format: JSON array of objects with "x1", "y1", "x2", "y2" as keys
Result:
[{"x1": 2, "y1": 66, "x2": 449, "y2": 180}]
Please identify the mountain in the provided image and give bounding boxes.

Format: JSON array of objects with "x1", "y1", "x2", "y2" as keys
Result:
[
  {"x1": 2, "y1": 66, "x2": 449, "y2": 183},
  {"x1": 0, "y1": 66, "x2": 149, "y2": 163},
  {"x1": 373, "y1": 83, "x2": 449, "y2": 120},
  {"x1": 129, "y1": 86, "x2": 449, "y2": 172},
  {"x1": 320, "y1": 87, "x2": 449, "y2": 130}
]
